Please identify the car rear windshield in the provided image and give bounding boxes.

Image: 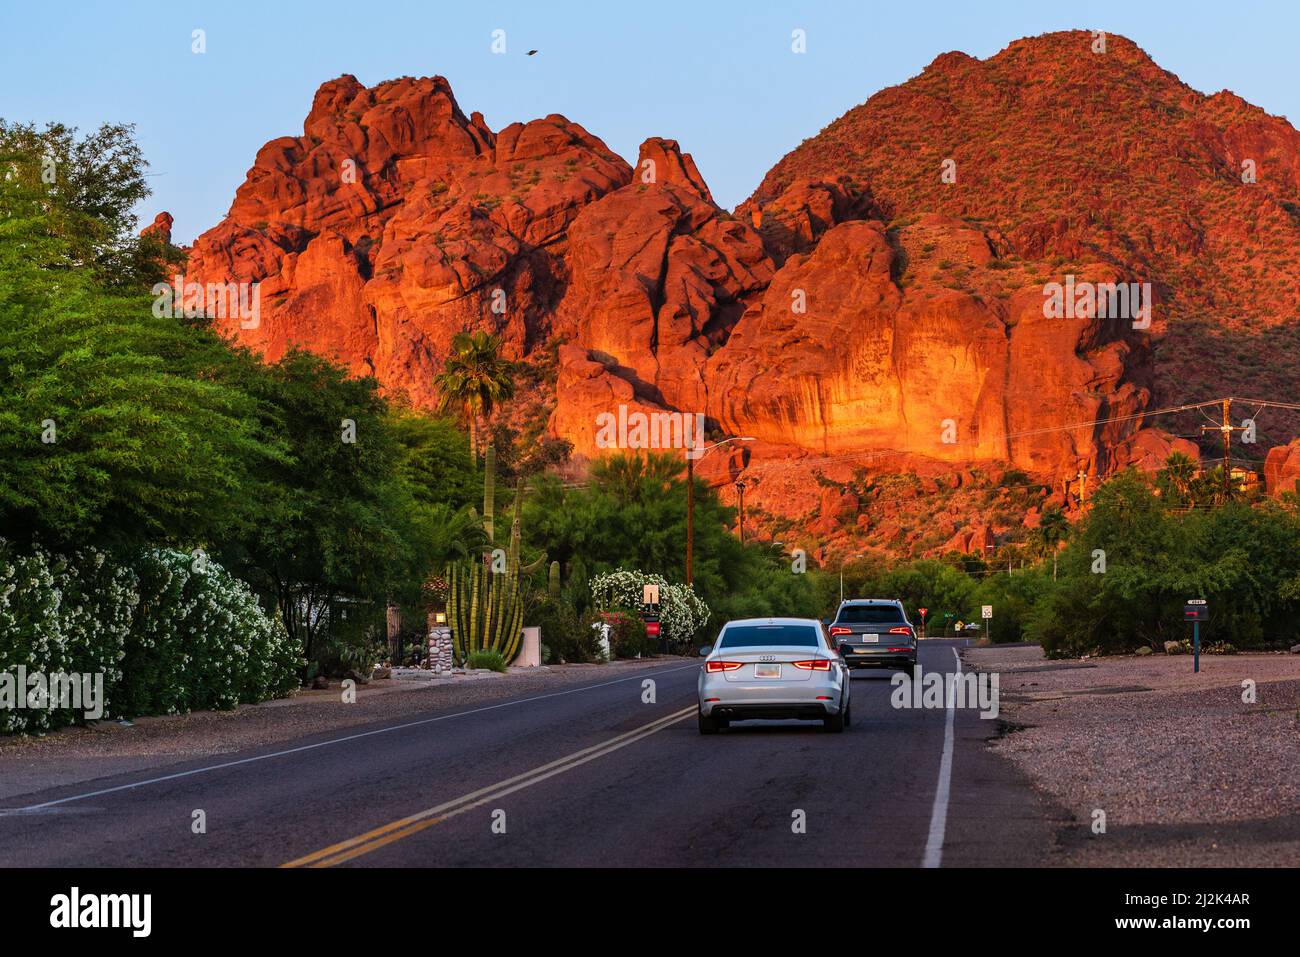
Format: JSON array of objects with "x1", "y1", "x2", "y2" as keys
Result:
[
  {"x1": 836, "y1": 605, "x2": 905, "y2": 624},
  {"x1": 718, "y1": 624, "x2": 820, "y2": 648}
]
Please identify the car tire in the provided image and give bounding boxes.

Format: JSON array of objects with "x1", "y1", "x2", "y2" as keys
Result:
[
  {"x1": 823, "y1": 710, "x2": 845, "y2": 733},
  {"x1": 698, "y1": 711, "x2": 721, "y2": 735}
]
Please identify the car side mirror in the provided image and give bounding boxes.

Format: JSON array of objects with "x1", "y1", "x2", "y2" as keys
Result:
[
  {"x1": 821, "y1": 618, "x2": 831, "y2": 627},
  {"x1": 698, "y1": 645, "x2": 712, "y2": 657}
]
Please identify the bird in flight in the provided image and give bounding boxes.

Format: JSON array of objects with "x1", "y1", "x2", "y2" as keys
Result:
[{"x1": 527, "y1": 49, "x2": 538, "y2": 56}]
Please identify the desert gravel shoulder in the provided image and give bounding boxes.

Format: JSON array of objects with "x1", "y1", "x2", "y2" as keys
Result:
[
  {"x1": 0, "y1": 658, "x2": 694, "y2": 803},
  {"x1": 964, "y1": 643, "x2": 1300, "y2": 866}
]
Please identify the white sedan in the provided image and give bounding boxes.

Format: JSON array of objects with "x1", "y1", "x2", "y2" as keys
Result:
[{"x1": 697, "y1": 617, "x2": 850, "y2": 734}]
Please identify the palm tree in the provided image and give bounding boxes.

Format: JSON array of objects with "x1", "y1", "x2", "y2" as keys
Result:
[
  {"x1": 434, "y1": 331, "x2": 515, "y2": 462},
  {"x1": 1158, "y1": 451, "x2": 1198, "y2": 506}
]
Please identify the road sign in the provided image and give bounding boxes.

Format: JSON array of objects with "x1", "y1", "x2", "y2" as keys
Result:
[
  {"x1": 954, "y1": 620, "x2": 964, "y2": 631},
  {"x1": 643, "y1": 583, "x2": 660, "y2": 605},
  {"x1": 981, "y1": 605, "x2": 993, "y2": 619},
  {"x1": 645, "y1": 621, "x2": 661, "y2": 637},
  {"x1": 918, "y1": 607, "x2": 928, "y2": 618}
]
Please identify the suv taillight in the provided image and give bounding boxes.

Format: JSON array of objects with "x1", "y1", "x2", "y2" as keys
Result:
[
  {"x1": 888, "y1": 626, "x2": 914, "y2": 638},
  {"x1": 829, "y1": 626, "x2": 852, "y2": 636}
]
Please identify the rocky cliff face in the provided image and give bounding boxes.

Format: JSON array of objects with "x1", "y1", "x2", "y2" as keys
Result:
[{"x1": 178, "y1": 32, "x2": 1300, "y2": 553}]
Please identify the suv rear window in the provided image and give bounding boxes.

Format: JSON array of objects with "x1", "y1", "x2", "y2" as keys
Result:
[
  {"x1": 836, "y1": 605, "x2": 905, "y2": 624},
  {"x1": 718, "y1": 624, "x2": 820, "y2": 648}
]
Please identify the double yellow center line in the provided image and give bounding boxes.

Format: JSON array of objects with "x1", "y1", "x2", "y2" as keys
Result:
[{"x1": 282, "y1": 704, "x2": 696, "y2": 868}]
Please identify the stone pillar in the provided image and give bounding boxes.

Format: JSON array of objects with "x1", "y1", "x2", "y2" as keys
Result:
[
  {"x1": 427, "y1": 626, "x2": 453, "y2": 673},
  {"x1": 516, "y1": 626, "x2": 541, "y2": 667}
]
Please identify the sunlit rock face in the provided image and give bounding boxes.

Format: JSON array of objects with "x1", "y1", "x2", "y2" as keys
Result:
[
  {"x1": 176, "y1": 31, "x2": 1300, "y2": 544},
  {"x1": 186, "y1": 73, "x2": 632, "y2": 406},
  {"x1": 706, "y1": 216, "x2": 1153, "y2": 478}
]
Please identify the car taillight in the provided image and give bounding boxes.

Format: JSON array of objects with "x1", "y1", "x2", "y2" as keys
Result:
[
  {"x1": 792, "y1": 659, "x2": 832, "y2": 671},
  {"x1": 888, "y1": 648, "x2": 911, "y2": 653},
  {"x1": 705, "y1": 660, "x2": 744, "y2": 673},
  {"x1": 829, "y1": 626, "x2": 852, "y2": 636},
  {"x1": 888, "y1": 626, "x2": 914, "y2": 638}
]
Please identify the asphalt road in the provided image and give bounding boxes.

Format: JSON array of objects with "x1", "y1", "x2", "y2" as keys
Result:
[{"x1": 0, "y1": 639, "x2": 1059, "y2": 867}]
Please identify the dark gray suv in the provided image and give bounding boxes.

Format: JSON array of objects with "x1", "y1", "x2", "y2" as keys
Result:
[{"x1": 829, "y1": 599, "x2": 917, "y2": 673}]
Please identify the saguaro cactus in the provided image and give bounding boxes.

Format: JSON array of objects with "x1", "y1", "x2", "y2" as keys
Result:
[{"x1": 548, "y1": 561, "x2": 561, "y2": 598}]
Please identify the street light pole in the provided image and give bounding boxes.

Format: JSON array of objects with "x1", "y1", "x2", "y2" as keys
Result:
[{"x1": 685, "y1": 436, "x2": 755, "y2": 587}]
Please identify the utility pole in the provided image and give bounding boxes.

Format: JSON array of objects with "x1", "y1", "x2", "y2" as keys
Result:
[
  {"x1": 735, "y1": 479, "x2": 746, "y2": 544},
  {"x1": 1202, "y1": 398, "x2": 1247, "y2": 500},
  {"x1": 686, "y1": 454, "x2": 694, "y2": 586}
]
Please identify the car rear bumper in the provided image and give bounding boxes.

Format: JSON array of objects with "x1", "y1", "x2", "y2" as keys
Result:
[
  {"x1": 698, "y1": 678, "x2": 843, "y2": 718},
  {"x1": 845, "y1": 650, "x2": 916, "y2": 669},
  {"x1": 705, "y1": 702, "x2": 837, "y2": 721}
]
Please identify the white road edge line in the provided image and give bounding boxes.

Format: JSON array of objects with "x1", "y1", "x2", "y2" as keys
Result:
[
  {"x1": 922, "y1": 646, "x2": 960, "y2": 868},
  {"x1": 9, "y1": 662, "x2": 700, "y2": 812}
]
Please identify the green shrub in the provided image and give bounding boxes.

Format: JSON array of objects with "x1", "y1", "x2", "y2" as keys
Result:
[
  {"x1": 466, "y1": 649, "x2": 507, "y2": 673},
  {"x1": 532, "y1": 598, "x2": 601, "y2": 663},
  {"x1": 602, "y1": 606, "x2": 656, "y2": 659}
]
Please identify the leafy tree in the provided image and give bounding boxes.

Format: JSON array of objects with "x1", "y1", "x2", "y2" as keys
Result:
[
  {"x1": 0, "y1": 119, "x2": 176, "y2": 287},
  {"x1": 1025, "y1": 470, "x2": 1300, "y2": 655},
  {"x1": 0, "y1": 215, "x2": 280, "y2": 551},
  {"x1": 1035, "y1": 504, "x2": 1070, "y2": 579},
  {"x1": 214, "y1": 350, "x2": 429, "y2": 664}
]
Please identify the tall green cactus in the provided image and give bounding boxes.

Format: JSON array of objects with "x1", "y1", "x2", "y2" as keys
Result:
[
  {"x1": 446, "y1": 464, "x2": 545, "y2": 665},
  {"x1": 548, "y1": 561, "x2": 561, "y2": 598}
]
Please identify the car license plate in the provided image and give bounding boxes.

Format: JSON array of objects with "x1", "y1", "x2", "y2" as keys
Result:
[
  {"x1": 754, "y1": 664, "x2": 782, "y2": 678},
  {"x1": 863, "y1": 634, "x2": 880, "y2": 643}
]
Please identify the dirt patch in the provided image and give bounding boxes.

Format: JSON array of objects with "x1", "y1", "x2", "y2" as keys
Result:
[{"x1": 965, "y1": 644, "x2": 1300, "y2": 866}]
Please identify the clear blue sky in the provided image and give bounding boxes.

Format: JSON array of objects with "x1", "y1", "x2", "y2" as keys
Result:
[{"x1": 2, "y1": 1, "x2": 1294, "y2": 244}]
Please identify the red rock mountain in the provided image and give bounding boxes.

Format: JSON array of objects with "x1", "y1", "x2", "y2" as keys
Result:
[{"x1": 179, "y1": 32, "x2": 1300, "y2": 555}]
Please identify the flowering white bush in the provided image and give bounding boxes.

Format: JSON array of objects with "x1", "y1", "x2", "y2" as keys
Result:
[
  {"x1": 119, "y1": 548, "x2": 300, "y2": 715},
  {"x1": 590, "y1": 569, "x2": 709, "y2": 651},
  {"x1": 0, "y1": 542, "x2": 136, "y2": 734},
  {"x1": 0, "y1": 540, "x2": 300, "y2": 734}
]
